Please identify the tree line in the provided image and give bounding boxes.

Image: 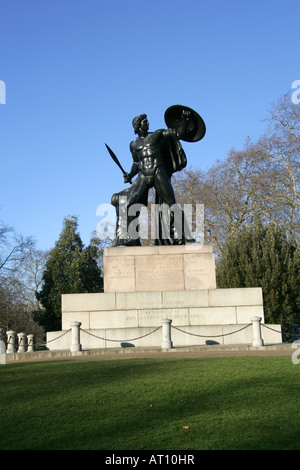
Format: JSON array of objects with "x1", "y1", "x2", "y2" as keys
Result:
[
  {"x1": 172, "y1": 91, "x2": 300, "y2": 328},
  {"x1": 173, "y1": 91, "x2": 299, "y2": 253},
  {"x1": 0, "y1": 90, "x2": 299, "y2": 337},
  {"x1": 0, "y1": 216, "x2": 103, "y2": 342},
  {"x1": 0, "y1": 221, "x2": 47, "y2": 342}
]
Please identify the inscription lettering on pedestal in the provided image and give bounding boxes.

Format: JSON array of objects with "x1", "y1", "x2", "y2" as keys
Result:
[
  {"x1": 138, "y1": 308, "x2": 189, "y2": 327},
  {"x1": 135, "y1": 255, "x2": 184, "y2": 292},
  {"x1": 103, "y1": 246, "x2": 217, "y2": 293},
  {"x1": 184, "y1": 253, "x2": 216, "y2": 290},
  {"x1": 104, "y1": 256, "x2": 135, "y2": 292}
]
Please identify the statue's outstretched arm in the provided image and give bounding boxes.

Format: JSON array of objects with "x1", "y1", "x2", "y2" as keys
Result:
[{"x1": 124, "y1": 144, "x2": 139, "y2": 183}]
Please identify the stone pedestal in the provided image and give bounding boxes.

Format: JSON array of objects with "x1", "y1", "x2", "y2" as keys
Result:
[
  {"x1": 61, "y1": 285, "x2": 266, "y2": 331},
  {"x1": 17, "y1": 332, "x2": 27, "y2": 352},
  {"x1": 103, "y1": 244, "x2": 216, "y2": 293},
  {"x1": 251, "y1": 316, "x2": 264, "y2": 347},
  {"x1": 27, "y1": 334, "x2": 34, "y2": 352},
  {"x1": 161, "y1": 318, "x2": 173, "y2": 349},
  {"x1": 70, "y1": 321, "x2": 82, "y2": 352},
  {"x1": 46, "y1": 244, "x2": 283, "y2": 350},
  {"x1": 6, "y1": 330, "x2": 16, "y2": 353}
]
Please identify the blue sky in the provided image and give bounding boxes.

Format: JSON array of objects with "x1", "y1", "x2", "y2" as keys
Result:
[{"x1": 1, "y1": 0, "x2": 299, "y2": 250}]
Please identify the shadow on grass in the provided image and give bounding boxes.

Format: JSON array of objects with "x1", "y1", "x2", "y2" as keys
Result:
[{"x1": 1, "y1": 357, "x2": 300, "y2": 450}]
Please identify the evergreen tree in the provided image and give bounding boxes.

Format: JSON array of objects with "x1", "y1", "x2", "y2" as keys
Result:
[
  {"x1": 35, "y1": 216, "x2": 103, "y2": 331},
  {"x1": 216, "y1": 220, "x2": 300, "y2": 326}
]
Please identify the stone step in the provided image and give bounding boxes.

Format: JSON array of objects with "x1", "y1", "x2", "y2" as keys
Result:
[{"x1": 5, "y1": 342, "x2": 293, "y2": 363}]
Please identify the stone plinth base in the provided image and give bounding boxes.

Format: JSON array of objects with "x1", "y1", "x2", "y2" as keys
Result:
[
  {"x1": 103, "y1": 244, "x2": 216, "y2": 292},
  {"x1": 61, "y1": 287, "x2": 265, "y2": 331},
  {"x1": 46, "y1": 245, "x2": 283, "y2": 351},
  {"x1": 45, "y1": 286, "x2": 283, "y2": 350}
]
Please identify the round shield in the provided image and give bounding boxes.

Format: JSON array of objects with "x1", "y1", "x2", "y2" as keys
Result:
[{"x1": 164, "y1": 105, "x2": 206, "y2": 142}]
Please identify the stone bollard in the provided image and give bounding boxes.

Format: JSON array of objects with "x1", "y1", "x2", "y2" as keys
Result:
[
  {"x1": 251, "y1": 316, "x2": 264, "y2": 347},
  {"x1": 6, "y1": 330, "x2": 16, "y2": 353},
  {"x1": 70, "y1": 321, "x2": 82, "y2": 353},
  {"x1": 27, "y1": 334, "x2": 34, "y2": 352},
  {"x1": 17, "y1": 332, "x2": 27, "y2": 352},
  {"x1": 161, "y1": 318, "x2": 173, "y2": 349}
]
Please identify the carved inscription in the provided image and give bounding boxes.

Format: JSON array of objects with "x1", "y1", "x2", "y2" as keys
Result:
[
  {"x1": 138, "y1": 308, "x2": 189, "y2": 327},
  {"x1": 104, "y1": 256, "x2": 135, "y2": 292},
  {"x1": 184, "y1": 253, "x2": 216, "y2": 289},
  {"x1": 135, "y1": 255, "x2": 184, "y2": 292},
  {"x1": 104, "y1": 250, "x2": 216, "y2": 292}
]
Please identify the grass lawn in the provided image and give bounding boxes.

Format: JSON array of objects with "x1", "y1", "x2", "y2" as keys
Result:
[{"x1": 0, "y1": 356, "x2": 299, "y2": 450}]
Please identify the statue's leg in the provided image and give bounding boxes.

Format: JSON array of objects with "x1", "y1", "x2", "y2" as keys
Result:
[
  {"x1": 154, "y1": 167, "x2": 194, "y2": 244},
  {"x1": 114, "y1": 176, "x2": 148, "y2": 246}
]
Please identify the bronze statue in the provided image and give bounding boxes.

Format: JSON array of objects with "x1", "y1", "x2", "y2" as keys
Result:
[{"x1": 107, "y1": 105, "x2": 205, "y2": 246}]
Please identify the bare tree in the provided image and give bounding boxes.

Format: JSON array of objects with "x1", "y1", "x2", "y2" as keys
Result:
[
  {"x1": 259, "y1": 91, "x2": 300, "y2": 234},
  {"x1": 0, "y1": 221, "x2": 35, "y2": 274},
  {"x1": 172, "y1": 91, "x2": 300, "y2": 255},
  {"x1": 0, "y1": 275, "x2": 45, "y2": 342},
  {"x1": 0, "y1": 221, "x2": 47, "y2": 342},
  {"x1": 16, "y1": 246, "x2": 49, "y2": 311}
]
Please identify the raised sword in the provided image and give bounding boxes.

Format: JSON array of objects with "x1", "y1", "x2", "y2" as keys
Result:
[{"x1": 105, "y1": 143, "x2": 132, "y2": 184}]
